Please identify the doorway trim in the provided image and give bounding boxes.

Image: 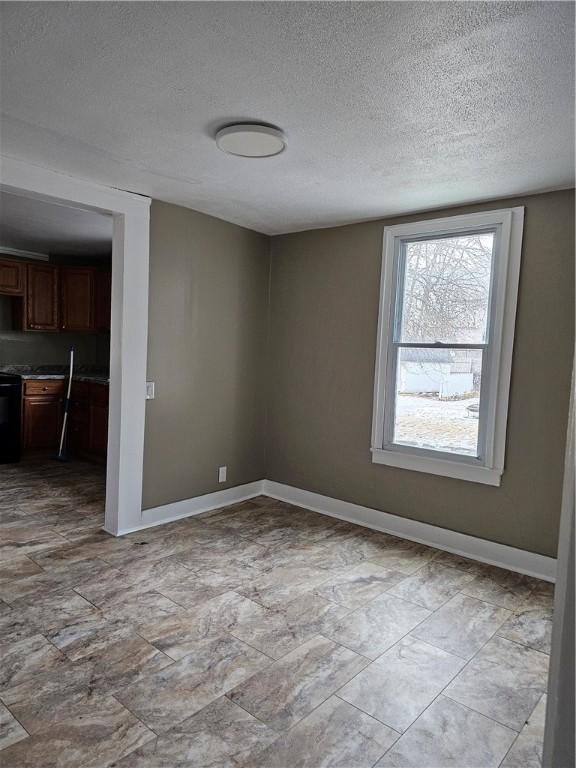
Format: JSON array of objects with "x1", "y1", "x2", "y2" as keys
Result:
[{"x1": 1, "y1": 156, "x2": 151, "y2": 535}]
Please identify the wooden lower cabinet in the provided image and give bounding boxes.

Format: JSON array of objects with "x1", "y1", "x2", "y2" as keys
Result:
[
  {"x1": 90, "y1": 403, "x2": 109, "y2": 456},
  {"x1": 23, "y1": 395, "x2": 63, "y2": 450},
  {"x1": 69, "y1": 381, "x2": 108, "y2": 461},
  {"x1": 22, "y1": 379, "x2": 108, "y2": 460}
]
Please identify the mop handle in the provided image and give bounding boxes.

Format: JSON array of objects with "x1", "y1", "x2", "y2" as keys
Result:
[
  {"x1": 58, "y1": 348, "x2": 74, "y2": 456},
  {"x1": 65, "y1": 348, "x2": 74, "y2": 400}
]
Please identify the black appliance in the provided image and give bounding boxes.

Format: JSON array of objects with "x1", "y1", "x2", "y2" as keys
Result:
[{"x1": 0, "y1": 374, "x2": 22, "y2": 463}]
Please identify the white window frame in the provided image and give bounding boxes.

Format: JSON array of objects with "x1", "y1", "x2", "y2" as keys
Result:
[{"x1": 371, "y1": 207, "x2": 525, "y2": 486}]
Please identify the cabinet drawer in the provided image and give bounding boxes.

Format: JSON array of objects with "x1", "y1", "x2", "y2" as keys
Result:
[{"x1": 24, "y1": 379, "x2": 66, "y2": 397}]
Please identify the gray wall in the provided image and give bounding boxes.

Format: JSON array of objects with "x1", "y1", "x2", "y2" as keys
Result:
[
  {"x1": 142, "y1": 200, "x2": 270, "y2": 510},
  {"x1": 266, "y1": 190, "x2": 574, "y2": 557}
]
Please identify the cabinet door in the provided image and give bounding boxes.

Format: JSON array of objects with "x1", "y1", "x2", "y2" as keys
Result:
[
  {"x1": 90, "y1": 403, "x2": 109, "y2": 457},
  {"x1": 68, "y1": 416, "x2": 89, "y2": 456},
  {"x1": 61, "y1": 268, "x2": 94, "y2": 332},
  {"x1": 94, "y1": 270, "x2": 111, "y2": 331},
  {"x1": 26, "y1": 264, "x2": 59, "y2": 330},
  {"x1": 23, "y1": 396, "x2": 62, "y2": 450},
  {"x1": 0, "y1": 258, "x2": 25, "y2": 295}
]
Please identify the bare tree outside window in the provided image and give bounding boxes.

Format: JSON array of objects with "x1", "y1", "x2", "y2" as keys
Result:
[
  {"x1": 399, "y1": 233, "x2": 494, "y2": 344},
  {"x1": 392, "y1": 232, "x2": 494, "y2": 455}
]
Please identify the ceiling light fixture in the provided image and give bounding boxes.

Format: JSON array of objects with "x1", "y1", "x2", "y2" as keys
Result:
[{"x1": 215, "y1": 124, "x2": 286, "y2": 158}]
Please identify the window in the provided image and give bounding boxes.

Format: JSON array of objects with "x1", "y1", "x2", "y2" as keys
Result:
[{"x1": 371, "y1": 207, "x2": 524, "y2": 485}]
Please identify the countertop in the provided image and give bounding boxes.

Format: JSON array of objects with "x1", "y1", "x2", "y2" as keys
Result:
[{"x1": 0, "y1": 366, "x2": 110, "y2": 385}]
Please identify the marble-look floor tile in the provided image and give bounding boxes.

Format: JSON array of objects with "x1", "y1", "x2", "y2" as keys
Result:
[
  {"x1": 0, "y1": 633, "x2": 65, "y2": 693},
  {"x1": 116, "y1": 635, "x2": 270, "y2": 733},
  {"x1": 411, "y1": 593, "x2": 511, "y2": 659},
  {"x1": 95, "y1": 589, "x2": 187, "y2": 625},
  {"x1": 0, "y1": 701, "x2": 28, "y2": 751},
  {"x1": 12, "y1": 589, "x2": 100, "y2": 632},
  {"x1": 528, "y1": 580, "x2": 555, "y2": 606},
  {"x1": 0, "y1": 571, "x2": 69, "y2": 604},
  {"x1": 497, "y1": 602, "x2": 553, "y2": 653},
  {"x1": 306, "y1": 532, "x2": 393, "y2": 571},
  {"x1": 285, "y1": 542, "x2": 367, "y2": 571},
  {"x1": 230, "y1": 592, "x2": 349, "y2": 659},
  {"x1": 246, "y1": 695, "x2": 398, "y2": 768},
  {"x1": 248, "y1": 522, "x2": 312, "y2": 548},
  {"x1": 172, "y1": 537, "x2": 253, "y2": 571},
  {"x1": 254, "y1": 541, "x2": 333, "y2": 571},
  {"x1": 0, "y1": 695, "x2": 154, "y2": 767},
  {"x1": 0, "y1": 555, "x2": 42, "y2": 585},
  {"x1": 192, "y1": 557, "x2": 266, "y2": 586},
  {"x1": 387, "y1": 563, "x2": 475, "y2": 610},
  {"x1": 338, "y1": 636, "x2": 466, "y2": 732},
  {"x1": 116, "y1": 696, "x2": 277, "y2": 768},
  {"x1": 228, "y1": 635, "x2": 368, "y2": 731},
  {"x1": 496, "y1": 580, "x2": 554, "y2": 654},
  {"x1": 377, "y1": 695, "x2": 516, "y2": 768},
  {"x1": 368, "y1": 539, "x2": 439, "y2": 574},
  {"x1": 84, "y1": 634, "x2": 175, "y2": 695},
  {"x1": 29, "y1": 532, "x2": 134, "y2": 569},
  {"x1": 138, "y1": 591, "x2": 268, "y2": 660},
  {"x1": 2, "y1": 662, "x2": 99, "y2": 734},
  {"x1": 71, "y1": 559, "x2": 191, "y2": 606},
  {"x1": 155, "y1": 577, "x2": 231, "y2": 610},
  {"x1": 25, "y1": 556, "x2": 111, "y2": 587},
  {"x1": 45, "y1": 614, "x2": 136, "y2": 661},
  {"x1": 0, "y1": 461, "x2": 558, "y2": 767},
  {"x1": 428, "y1": 550, "x2": 488, "y2": 574},
  {"x1": 445, "y1": 635, "x2": 549, "y2": 731},
  {"x1": 0, "y1": 609, "x2": 39, "y2": 646},
  {"x1": 501, "y1": 694, "x2": 547, "y2": 767},
  {"x1": 313, "y1": 562, "x2": 406, "y2": 609},
  {"x1": 0, "y1": 527, "x2": 69, "y2": 562},
  {"x1": 461, "y1": 567, "x2": 538, "y2": 610},
  {"x1": 236, "y1": 563, "x2": 334, "y2": 607},
  {"x1": 189, "y1": 566, "x2": 263, "y2": 592},
  {"x1": 323, "y1": 592, "x2": 430, "y2": 659}
]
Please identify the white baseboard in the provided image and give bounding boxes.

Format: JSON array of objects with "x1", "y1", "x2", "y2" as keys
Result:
[
  {"x1": 262, "y1": 480, "x2": 557, "y2": 582},
  {"x1": 116, "y1": 480, "x2": 265, "y2": 535},
  {"x1": 118, "y1": 478, "x2": 556, "y2": 582}
]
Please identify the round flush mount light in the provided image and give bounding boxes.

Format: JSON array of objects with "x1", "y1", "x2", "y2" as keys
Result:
[{"x1": 215, "y1": 124, "x2": 286, "y2": 158}]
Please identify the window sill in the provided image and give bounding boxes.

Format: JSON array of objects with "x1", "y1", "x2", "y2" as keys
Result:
[{"x1": 370, "y1": 447, "x2": 502, "y2": 486}]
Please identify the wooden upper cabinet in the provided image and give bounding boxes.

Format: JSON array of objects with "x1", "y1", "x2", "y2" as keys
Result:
[
  {"x1": 94, "y1": 269, "x2": 111, "y2": 331},
  {"x1": 60, "y1": 267, "x2": 94, "y2": 332},
  {"x1": 26, "y1": 264, "x2": 59, "y2": 330},
  {"x1": 0, "y1": 258, "x2": 25, "y2": 295}
]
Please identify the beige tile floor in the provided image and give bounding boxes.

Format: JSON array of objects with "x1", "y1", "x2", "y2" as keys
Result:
[{"x1": 0, "y1": 460, "x2": 553, "y2": 767}]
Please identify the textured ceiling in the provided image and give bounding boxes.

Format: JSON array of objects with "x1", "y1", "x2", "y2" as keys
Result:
[
  {"x1": 0, "y1": 2, "x2": 573, "y2": 235},
  {"x1": 0, "y1": 191, "x2": 112, "y2": 256}
]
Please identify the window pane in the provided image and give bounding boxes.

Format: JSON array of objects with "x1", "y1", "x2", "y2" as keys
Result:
[
  {"x1": 397, "y1": 232, "x2": 494, "y2": 344},
  {"x1": 392, "y1": 347, "x2": 483, "y2": 456}
]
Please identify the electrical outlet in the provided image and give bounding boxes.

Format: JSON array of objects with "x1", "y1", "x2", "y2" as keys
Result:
[
  {"x1": 146, "y1": 382, "x2": 155, "y2": 400},
  {"x1": 218, "y1": 466, "x2": 227, "y2": 483}
]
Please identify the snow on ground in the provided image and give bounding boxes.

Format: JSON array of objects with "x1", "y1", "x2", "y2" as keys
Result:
[{"x1": 395, "y1": 394, "x2": 480, "y2": 455}]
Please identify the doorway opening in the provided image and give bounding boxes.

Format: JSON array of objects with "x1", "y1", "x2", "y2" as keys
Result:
[
  {"x1": 0, "y1": 189, "x2": 112, "y2": 534},
  {"x1": 1, "y1": 156, "x2": 151, "y2": 535}
]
